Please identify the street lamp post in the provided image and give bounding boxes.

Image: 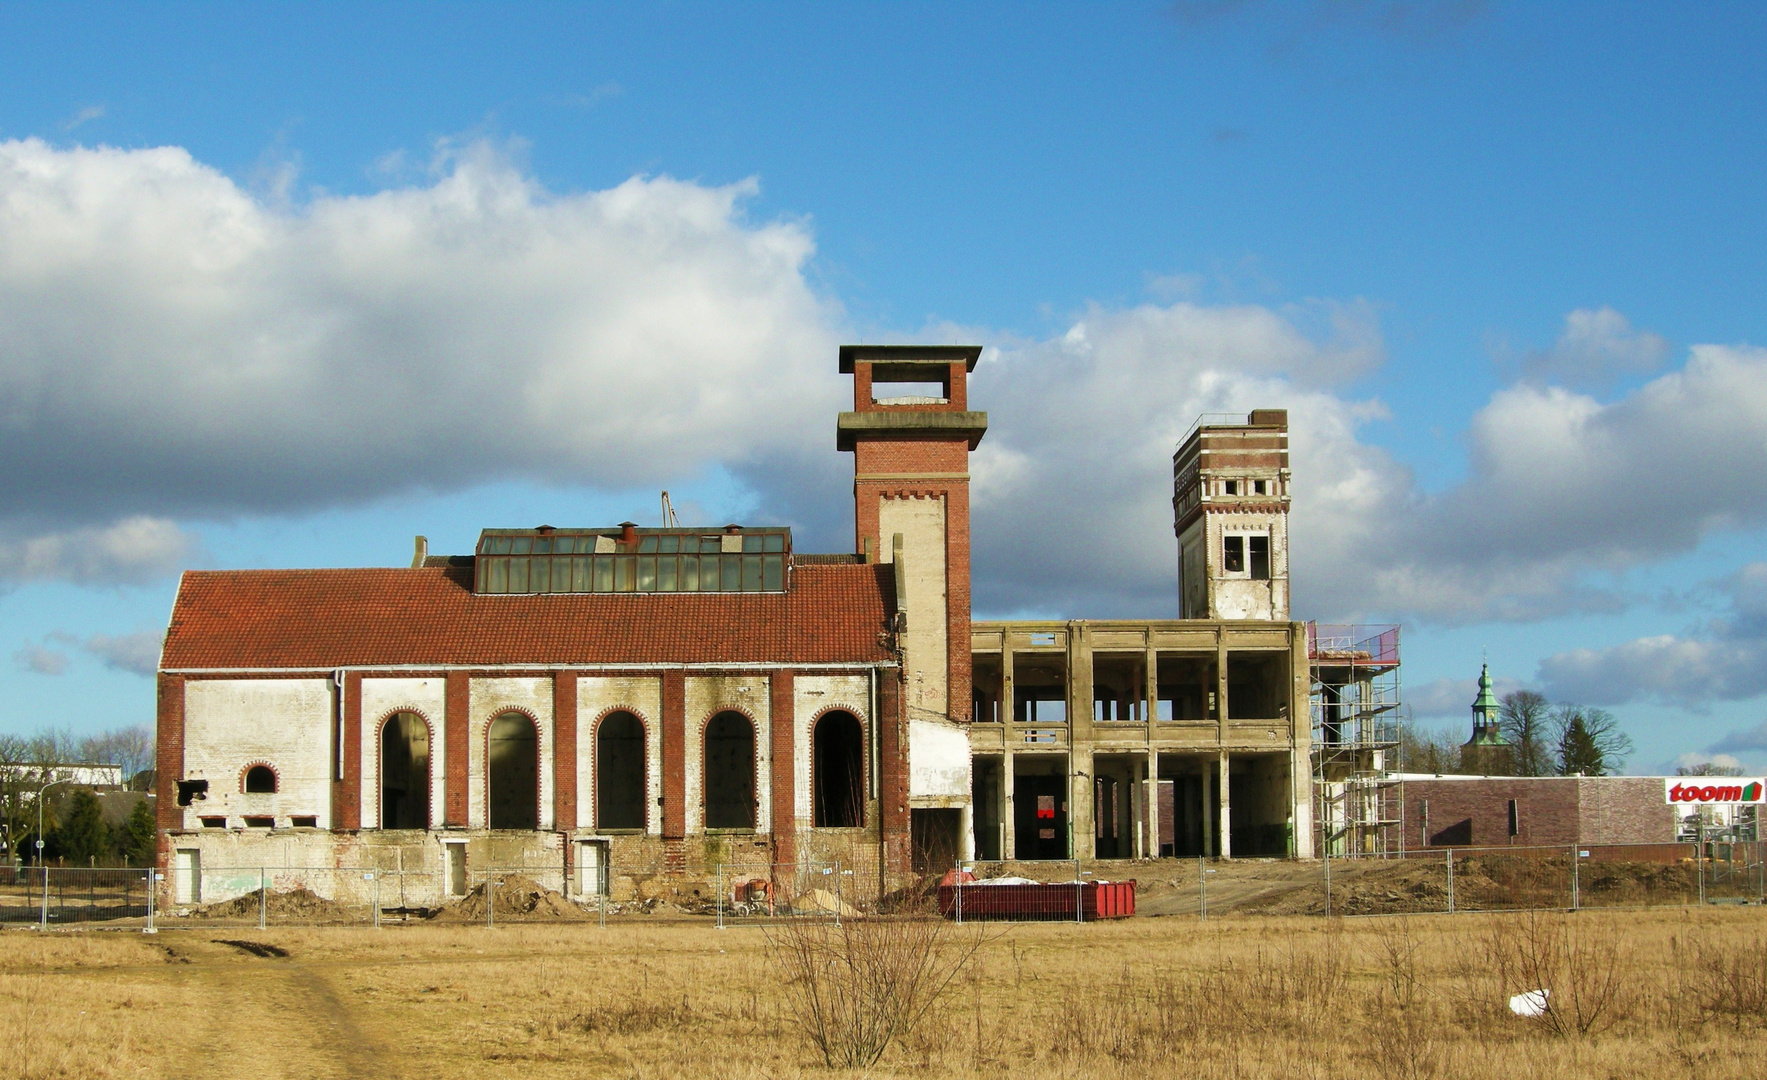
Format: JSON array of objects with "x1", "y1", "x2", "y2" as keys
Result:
[{"x1": 36, "y1": 776, "x2": 71, "y2": 931}]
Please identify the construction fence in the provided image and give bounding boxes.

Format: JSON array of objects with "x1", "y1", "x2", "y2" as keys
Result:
[
  {"x1": 2, "y1": 842, "x2": 1760, "y2": 929},
  {"x1": 0, "y1": 860, "x2": 891, "y2": 930}
]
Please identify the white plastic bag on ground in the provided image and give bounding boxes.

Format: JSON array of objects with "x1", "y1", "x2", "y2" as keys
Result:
[{"x1": 1508, "y1": 989, "x2": 1550, "y2": 1017}]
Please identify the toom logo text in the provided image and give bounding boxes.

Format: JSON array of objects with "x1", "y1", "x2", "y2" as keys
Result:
[{"x1": 1665, "y1": 779, "x2": 1767, "y2": 804}]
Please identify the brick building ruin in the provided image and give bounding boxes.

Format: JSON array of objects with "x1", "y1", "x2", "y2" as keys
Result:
[{"x1": 154, "y1": 345, "x2": 1356, "y2": 906}]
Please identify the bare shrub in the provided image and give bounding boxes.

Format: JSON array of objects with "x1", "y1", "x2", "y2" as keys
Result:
[
  {"x1": 1688, "y1": 935, "x2": 1767, "y2": 1029},
  {"x1": 1363, "y1": 919, "x2": 1440, "y2": 1080},
  {"x1": 1482, "y1": 912, "x2": 1629, "y2": 1037},
  {"x1": 765, "y1": 915, "x2": 985, "y2": 1068}
]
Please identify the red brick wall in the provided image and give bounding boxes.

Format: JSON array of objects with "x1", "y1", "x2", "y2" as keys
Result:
[
  {"x1": 154, "y1": 674, "x2": 185, "y2": 865},
  {"x1": 553, "y1": 672, "x2": 577, "y2": 832},
  {"x1": 444, "y1": 671, "x2": 469, "y2": 827},
  {"x1": 338, "y1": 672, "x2": 363, "y2": 830},
  {"x1": 1578, "y1": 777, "x2": 1676, "y2": 844},
  {"x1": 1402, "y1": 778, "x2": 1580, "y2": 847},
  {"x1": 770, "y1": 669, "x2": 796, "y2": 864},
  {"x1": 662, "y1": 670, "x2": 686, "y2": 838},
  {"x1": 878, "y1": 668, "x2": 910, "y2": 873}
]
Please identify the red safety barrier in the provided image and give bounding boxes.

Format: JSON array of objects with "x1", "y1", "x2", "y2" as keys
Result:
[{"x1": 937, "y1": 879, "x2": 1136, "y2": 921}]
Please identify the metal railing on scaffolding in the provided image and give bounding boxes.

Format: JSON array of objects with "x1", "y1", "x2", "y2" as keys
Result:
[{"x1": 1307, "y1": 622, "x2": 1403, "y2": 857}]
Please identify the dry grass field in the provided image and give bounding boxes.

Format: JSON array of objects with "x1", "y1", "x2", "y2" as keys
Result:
[{"x1": 5, "y1": 906, "x2": 1767, "y2": 1079}]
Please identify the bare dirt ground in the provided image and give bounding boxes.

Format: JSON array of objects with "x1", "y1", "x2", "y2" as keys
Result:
[{"x1": 7, "y1": 903, "x2": 1767, "y2": 1079}]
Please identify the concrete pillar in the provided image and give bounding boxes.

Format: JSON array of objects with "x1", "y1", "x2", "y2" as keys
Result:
[
  {"x1": 1147, "y1": 748, "x2": 1161, "y2": 859},
  {"x1": 1201, "y1": 757, "x2": 1213, "y2": 858},
  {"x1": 1216, "y1": 633, "x2": 1230, "y2": 732},
  {"x1": 1290, "y1": 624, "x2": 1315, "y2": 858},
  {"x1": 1072, "y1": 747, "x2": 1095, "y2": 860},
  {"x1": 1145, "y1": 642, "x2": 1159, "y2": 860},
  {"x1": 1001, "y1": 637, "x2": 1016, "y2": 860},
  {"x1": 1218, "y1": 750, "x2": 1232, "y2": 860},
  {"x1": 1070, "y1": 622, "x2": 1095, "y2": 860}
]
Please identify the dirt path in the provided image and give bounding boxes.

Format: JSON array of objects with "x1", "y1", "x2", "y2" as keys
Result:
[{"x1": 151, "y1": 937, "x2": 388, "y2": 1080}]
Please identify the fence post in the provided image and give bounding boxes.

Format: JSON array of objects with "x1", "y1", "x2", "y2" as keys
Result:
[
  {"x1": 717, "y1": 864, "x2": 725, "y2": 930},
  {"x1": 1075, "y1": 859, "x2": 1083, "y2": 925},
  {"x1": 955, "y1": 862, "x2": 963, "y2": 925},
  {"x1": 259, "y1": 867, "x2": 267, "y2": 930},
  {"x1": 1446, "y1": 849, "x2": 1455, "y2": 914},
  {"x1": 1571, "y1": 846, "x2": 1580, "y2": 911},
  {"x1": 1689, "y1": 820, "x2": 1703, "y2": 912},
  {"x1": 144, "y1": 870, "x2": 157, "y2": 934},
  {"x1": 1324, "y1": 849, "x2": 1332, "y2": 919},
  {"x1": 39, "y1": 865, "x2": 49, "y2": 930}
]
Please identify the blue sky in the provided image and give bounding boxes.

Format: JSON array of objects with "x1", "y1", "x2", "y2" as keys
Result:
[{"x1": 1, "y1": 1, "x2": 1764, "y2": 774}]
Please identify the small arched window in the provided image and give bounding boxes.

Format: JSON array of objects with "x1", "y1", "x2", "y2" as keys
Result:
[{"x1": 244, "y1": 765, "x2": 277, "y2": 794}]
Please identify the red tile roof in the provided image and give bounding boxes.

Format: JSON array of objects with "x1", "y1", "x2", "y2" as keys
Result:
[{"x1": 162, "y1": 563, "x2": 897, "y2": 670}]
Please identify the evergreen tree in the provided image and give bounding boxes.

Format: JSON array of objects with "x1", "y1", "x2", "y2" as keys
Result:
[
  {"x1": 56, "y1": 788, "x2": 107, "y2": 865},
  {"x1": 116, "y1": 799, "x2": 156, "y2": 866},
  {"x1": 1557, "y1": 714, "x2": 1606, "y2": 776}
]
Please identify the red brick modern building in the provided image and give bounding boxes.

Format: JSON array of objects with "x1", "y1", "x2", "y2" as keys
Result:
[{"x1": 1394, "y1": 775, "x2": 1677, "y2": 849}]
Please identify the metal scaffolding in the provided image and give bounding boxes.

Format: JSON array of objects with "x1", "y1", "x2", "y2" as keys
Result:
[{"x1": 1307, "y1": 623, "x2": 1402, "y2": 857}]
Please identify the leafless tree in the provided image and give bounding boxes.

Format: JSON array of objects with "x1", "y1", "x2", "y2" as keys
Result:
[
  {"x1": 1678, "y1": 761, "x2": 1746, "y2": 777},
  {"x1": 1499, "y1": 691, "x2": 1556, "y2": 776},
  {"x1": 1396, "y1": 718, "x2": 1464, "y2": 774}
]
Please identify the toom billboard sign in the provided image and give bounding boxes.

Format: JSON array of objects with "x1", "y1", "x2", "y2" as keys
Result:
[{"x1": 1665, "y1": 779, "x2": 1767, "y2": 804}]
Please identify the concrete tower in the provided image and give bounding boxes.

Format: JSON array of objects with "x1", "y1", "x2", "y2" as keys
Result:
[
  {"x1": 1174, "y1": 410, "x2": 1291, "y2": 620},
  {"x1": 838, "y1": 345, "x2": 987, "y2": 863}
]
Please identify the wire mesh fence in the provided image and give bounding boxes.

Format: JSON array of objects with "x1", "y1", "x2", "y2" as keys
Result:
[{"x1": 2, "y1": 841, "x2": 1757, "y2": 929}]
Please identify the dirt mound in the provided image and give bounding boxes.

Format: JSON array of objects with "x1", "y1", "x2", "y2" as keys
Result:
[
  {"x1": 187, "y1": 886, "x2": 355, "y2": 922},
  {"x1": 431, "y1": 874, "x2": 586, "y2": 922}
]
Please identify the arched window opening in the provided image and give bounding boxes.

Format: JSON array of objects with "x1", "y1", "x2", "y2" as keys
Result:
[
  {"x1": 703, "y1": 711, "x2": 755, "y2": 830},
  {"x1": 488, "y1": 712, "x2": 539, "y2": 830},
  {"x1": 596, "y1": 711, "x2": 647, "y2": 830},
  {"x1": 244, "y1": 765, "x2": 277, "y2": 794},
  {"x1": 812, "y1": 711, "x2": 864, "y2": 828},
  {"x1": 380, "y1": 711, "x2": 430, "y2": 829}
]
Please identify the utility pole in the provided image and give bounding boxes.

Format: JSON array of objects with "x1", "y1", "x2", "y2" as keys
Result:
[{"x1": 35, "y1": 778, "x2": 71, "y2": 931}]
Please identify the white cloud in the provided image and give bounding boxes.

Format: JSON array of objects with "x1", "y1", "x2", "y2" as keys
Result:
[
  {"x1": 905, "y1": 297, "x2": 1767, "y2": 627},
  {"x1": 1514, "y1": 307, "x2": 1672, "y2": 388},
  {"x1": 958, "y1": 299, "x2": 1393, "y2": 616},
  {"x1": 1540, "y1": 635, "x2": 1767, "y2": 707},
  {"x1": 1538, "y1": 564, "x2": 1767, "y2": 707},
  {"x1": 0, "y1": 137, "x2": 841, "y2": 530},
  {"x1": 1341, "y1": 344, "x2": 1767, "y2": 621},
  {"x1": 0, "y1": 517, "x2": 200, "y2": 586},
  {"x1": 61, "y1": 105, "x2": 104, "y2": 133},
  {"x1": 12, "y1": 644, "x2": 67, "y2": 675},
  {"x1": 1407, "y1": 673, "x2": 1527, "y2": 718},
  {"x1": 80, "y1": 630, "x2": 163, "y2": 676}
]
